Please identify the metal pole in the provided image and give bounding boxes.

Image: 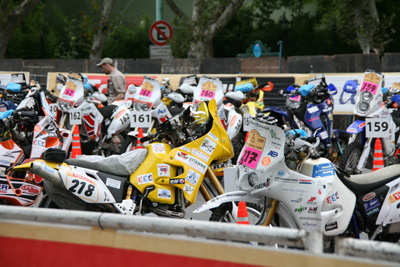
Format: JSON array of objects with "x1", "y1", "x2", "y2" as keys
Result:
[
  {"x1": 156, "y1": 0, "x2": 163, "y2": 21},
  {"x1": 0, "y1": 206, "x2": 321, "y2": 253},
  {"x1": 278, "y1": 40, "x2": 283, "y2": 73}
]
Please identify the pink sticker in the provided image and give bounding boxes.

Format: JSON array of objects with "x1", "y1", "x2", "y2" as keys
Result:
[
  {"x1": 139, "y1": 89, "x2": 152, "y2": 98},
  {"x1": 361, "y1": 81, "x2": 378, "y2": 95},
  {"x1": 290, "y1": 95, "x2": 301, "y2": 102},
  {"x1": 239, "y1": 145, "x2": 262, "y2": 169},
  {"x1": 200, "y1": 90, "x2": 215, "y2": 99},
  {"x1": 63, "y1": 88, "x2": 75, "y2": 97}
]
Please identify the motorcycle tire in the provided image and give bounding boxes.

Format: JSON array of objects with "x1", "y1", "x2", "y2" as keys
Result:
[
  {"x1": 231, "y1": 132, "x2": 246, "y2": 165},
  {"x1": 338, "y1": 142, "x2": 363, "y2": 174},
  {"x1": 119, "y1": 135, "x2": 136, "y2": 154},
  {"x1": 209, "y1": 201, "x2": 263, "y2": 225}
]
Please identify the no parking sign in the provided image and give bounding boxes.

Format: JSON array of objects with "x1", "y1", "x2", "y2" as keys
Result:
[{"x1": 149, "y1": 21, "x2": 173, "y2": 46}]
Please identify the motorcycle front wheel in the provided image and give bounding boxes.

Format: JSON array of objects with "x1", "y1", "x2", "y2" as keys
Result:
[
  {"x1": 209, "y1": 201, "x2": 263, "y2": 225},
  {"x1": 338, "y1": 142, "x2": 363, "y2": 174}
]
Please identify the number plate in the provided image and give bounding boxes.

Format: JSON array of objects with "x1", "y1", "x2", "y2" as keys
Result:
[
  {"x1": 365, "y1": 118, "x2": 390, "y2": 138},
  {"x1": 49, "y1": 103, "x2": 58, "y2": 117},
  {"x1": 243, "y1": 113, "x2": 252, "y2": 131},
  {"x1": 130, "y1": 110, "x2": 152, "y2": 128},
  {"x1": 69, "y1": 107, "x2": 82, "y2": 125}
]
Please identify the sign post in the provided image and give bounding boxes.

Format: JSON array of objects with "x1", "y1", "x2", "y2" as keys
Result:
[{"x1": 149, "y1": 21, "x2": 173, "y2": 59}]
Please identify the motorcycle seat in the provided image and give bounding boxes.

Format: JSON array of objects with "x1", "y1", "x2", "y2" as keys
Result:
[
  {"x1": 339, "y1": 164, "x2": 400, "y2": 197},
  {"x1": 97, "y1": 104, "x2": 117, "y2": 119},
  {"x1": 65, "y1": 148, "x2": 148, "y2": 176}
]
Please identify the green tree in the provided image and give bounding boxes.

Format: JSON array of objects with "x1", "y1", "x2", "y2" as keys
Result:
[
  {"x1": 167, "y1": 0, "x2": 245, "y2": 59},
  {"x1": 0, "y1": 0, "x2": 43, "y2": 58}
]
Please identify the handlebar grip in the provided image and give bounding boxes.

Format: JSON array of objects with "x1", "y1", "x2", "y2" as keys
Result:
[{"x1": 13, "y1": 110, "x2": 37, "y2": 118}]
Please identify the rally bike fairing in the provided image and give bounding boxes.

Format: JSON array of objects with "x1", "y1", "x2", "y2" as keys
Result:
[
  {"x1": 196, "y1": 116, "x2": 356, "y2": 236},
  {"x1": 57, "y1": 73, "x2": 103, "y2": 146},
  {"x1": 11, "y1": 99, "x2": 234, "y2": 217}
]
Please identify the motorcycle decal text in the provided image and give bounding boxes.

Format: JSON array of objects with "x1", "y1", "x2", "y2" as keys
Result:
[
  {"x1": 0, "y1": 184, "x2": 8, "y2": 193},
  {"x1": 261, "y1": 157, "x2": 271, "y2": 166},
  {"x1": 191, "y1": 148, "x2": 210, "y2": 163},
  {"x1": 388, "y1": 191, "x2": 400, "y2": 204},
  {"x1": 66, "y1": 177, "x2": 98, "y2": 202},
  {"x1": 200, "y1": 81, "x2": 217, "y2": 99},
  {"x1": 169, "y1": 178, "x2": 185, "y2": 184},
  {"x1": 137, "y1": 173, "x2": 154, "y2": 185},
  {"x1": 312, "y1": 163, "x2": 335, "y2": 178},
  {"x1": 364, "y1": 197, "x2": 380, "y2": 216},
  {"x1": 200, "y1": 137, "x2": 216, "y2": 155},
  {"x1": 20, "y1": 185, "x2": 40, "y2": 195},
  {"x1": 157, "y1": 164, "x2": 170, "y2": 177},
  {"x1": 175, "y1": 152, "x2": 207, "y2": 174},
  {"x1": 152, "y1": 144, "x2": 166, "y2": 154},
  {"x1": 239, "y1": 129, "x2": 265, "y2": 169},
  {"x1": 268, "y1": 150, "x2": 278, "y2": 157},
  {"x1": 106, "y1": 178, "x2": 121, "y2": 189},
  {"x1": 158, "y1": 189, "x2": 171, "y2": 199},
  {"x1": 327, "y1": 191, "x2": 339, "y2": 204},
  {"x1": 325, "y1": 221, "x2": 338, "y2": 231}
]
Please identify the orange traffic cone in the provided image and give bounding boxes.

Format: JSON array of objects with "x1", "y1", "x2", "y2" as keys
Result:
[
  {"x1": 135, "y1": 128, "x2": 144, "y2": 149},
  {"x1": 71, "y1": 125, "x2": 82, "y2": 158},
  {"x1": 237, "y1": 201, "x2": 249, "y2": 225},
  {"x1": 373, "y1": 138, "x2": 384, "y2": 171}
]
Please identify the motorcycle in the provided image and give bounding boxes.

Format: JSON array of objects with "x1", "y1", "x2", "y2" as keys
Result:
[
  {"x1": 224, "y1": 78, "x2": 274, "y2": 164},
  {"x1": 10, "y1": 99, "x2": 233, "y2": 217},
  {"x1": 275, "y1": 74, "x2": 348, "y2": 164},
  {"x1": 56, "y1": 72, "x2": 131, "y2": 156},
  {"x1": 119, "y1": 76, "x2": 172, "y2": 153},
  {"x1": 0, "y1": 82, "x2": 72, "y2": 207},
  {"x1": 339, "y1": 70, "x2": 396, "y2": 174},
  {"x1": 195, "y1": 111, "x2": 400, "y2": 246}
]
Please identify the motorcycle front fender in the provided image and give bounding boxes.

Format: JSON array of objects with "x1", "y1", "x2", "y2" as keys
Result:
[
  {"x1": 193, "y1": 191, "x2": 262, "y2": 213},
  {"x1": 346, "y1": 119, "x2": 365, "y2": 134}
]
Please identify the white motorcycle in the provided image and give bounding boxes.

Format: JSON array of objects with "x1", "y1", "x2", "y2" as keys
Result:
[
  {"x1": 195, "y1": 111, "x2": 400, "y2": 245},
  {"x1": 56, "y1": 73, "x2": 131, "y2": 155},
  {"x1": 339, "y1": 70, "x2": 397, "y2": 174}
]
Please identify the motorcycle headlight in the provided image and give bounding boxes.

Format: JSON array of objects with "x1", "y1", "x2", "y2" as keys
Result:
[
  {"x1": 361, "y1": 91, "x2": 373, "y2": 102},
  {"x1": 358, "y1": 101, "x2": 369, "y2": 112},
  {"x1": 135, "y1": 102, "x2": 142, "y2": 111},
  {"x1": 248, "y1": 172, "x2": 258, "y2": 187},
  {"x1": 64, "y1": 101, "x2": 72, "y2": 110},
  {"x1": 141, "y1": 103, "x2": 149, "y2": 111},
  {"x1": 58, "y1": 100, "x2": 64, "y2": 110}
]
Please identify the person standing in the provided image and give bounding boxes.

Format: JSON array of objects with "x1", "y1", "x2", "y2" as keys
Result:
[{"x1": 96, "y1": 57, "x2": 126, "y2": 104}]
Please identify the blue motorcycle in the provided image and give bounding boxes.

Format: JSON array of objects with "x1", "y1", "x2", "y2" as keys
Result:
[{"x1": 266, "y1": 74, "x2": 348, "y2": 164}]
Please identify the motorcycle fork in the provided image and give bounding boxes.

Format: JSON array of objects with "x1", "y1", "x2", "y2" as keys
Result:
[
  {"x1": 356, "y1": 138, "x2": 372, "y2": 172},
  {"x1": 261, "y1": 199, "x2": 278, "y2": 226},
  {"x1": 199, "y1": 166, "x2": 225, "y2": 202}
]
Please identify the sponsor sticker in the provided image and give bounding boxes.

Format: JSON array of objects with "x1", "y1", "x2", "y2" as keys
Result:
[
  {"x1": 192, "y1": 148, "x2": 210, "y2": 162},
  {"x1": 183, "y1": 184, "x2": 194, "y2": 195},
  {"x1": 137, "y1": 173, "x2": 154, "y2": 185},
  {"x1": 158, "y1": 189, "x2": 171, "y2": 199},
  {"x1": 152, "y1": 143, "x2": 166, "y2": 153},
  {"x1": 388, "y1": 191, "x2": 400, "y2": 204},
  {"x1": 106, "y1": 178, "x2": 121, "y2": 189},
  {"x1": 199, "y1": 137, "x2": 217, "y2": 155},
  {"x1": 157, "y1": 164, "x2": 170, "y2": 177},
  {"x1": 186, "y1": 169, "x2": 200, "y2": 186}
]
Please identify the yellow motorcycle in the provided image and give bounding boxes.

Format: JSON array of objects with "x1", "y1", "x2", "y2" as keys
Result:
[{"x1": 10, "y1": 99, "x2": 233, "y2": 218}]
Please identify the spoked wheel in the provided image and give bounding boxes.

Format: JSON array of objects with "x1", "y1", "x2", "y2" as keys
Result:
[
  {"x1": 209, "y1": 201, "x2": 263, "y2": 225},
  {"x1": 338, "y1": 142, "x2": 363, "y2": 174}
]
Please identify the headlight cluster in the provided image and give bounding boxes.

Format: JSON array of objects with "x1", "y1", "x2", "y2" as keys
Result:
[
  {"x1": 248, "y1": 172, "x2": 258, "y2": 187},
  {"x1": 58, "y1": 100, "x2": 72, "y2": 111},
  {"x1": 358, "y1": 91, "x2": 373, "y2": 113},
  {"x1": 134, "y1": 101, "x2": 149, "y2": 111}
]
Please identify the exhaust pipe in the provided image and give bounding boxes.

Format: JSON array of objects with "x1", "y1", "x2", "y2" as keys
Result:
[{"x1": 31, "y1": 161, "x2": 63, "y2": 187}]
